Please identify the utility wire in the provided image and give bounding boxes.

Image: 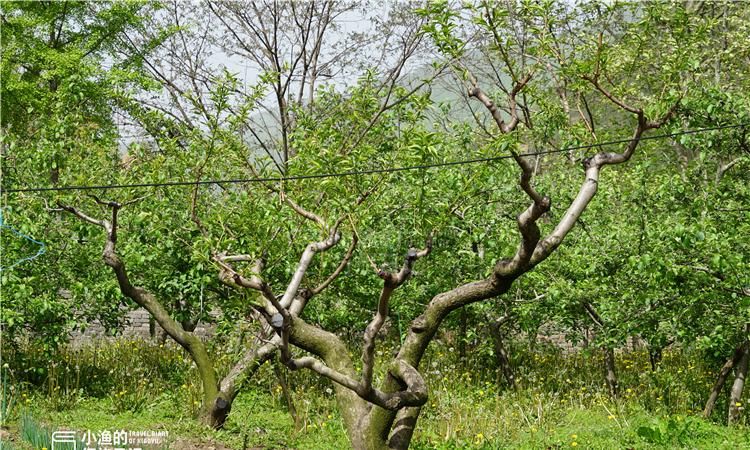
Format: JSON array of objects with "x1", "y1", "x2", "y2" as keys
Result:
[{"x1": 1, "y1": 123, "x2": 745, "y2": 194}]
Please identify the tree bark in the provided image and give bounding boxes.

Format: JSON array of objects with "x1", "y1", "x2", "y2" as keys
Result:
[
  {"x1": 288, "y1": 316, "x2": 369, "y2": 448},
  {"x1": 207, "y1": 338, "x2": 278, "y2": 428},
  {"x1": 367, "y1": 277, "x2": 515, "y2": 450},
  {"x1": 489, "y1": 320, "x2": 516, "y2": 390},
  {"x1": 604, "y1": 347, "x2": 618, "y2": 398},
  {"x1": 703, "y1": 341, "x2": 748, "y2": 419},
  {"x1": 648, "y1": 347, "x2": 663, "y2": 372},
  {"x1": 728, "y1": 341, "x2": 750, "y2": 424}
]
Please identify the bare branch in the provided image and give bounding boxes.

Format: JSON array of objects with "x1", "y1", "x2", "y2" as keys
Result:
[
  {"x1": 280, "y1": 186, "x2": 379, "y2": 309},
  {"x1": 219, "y1": 338, "x2": 279, "y2": 395},
  {"x1": 646, "y1": 97, "x2": 681, "y2": 129},
  {"x1": 56, "y1": 203, "x2": 109, "y2": 230},
  {"x1": 717, "y1": 157, "x2": 745, "y2": 182},
  {"x1": 582, "y1": 74, "x2": 643, "y2": 115},
  {"x1": 583, "y1": 302, "x2": 604, "y2": 329},
  {"x1": 278, "y1": 229, "x2": 341, "y2": 309},
  {"x1": 213, "y1": 252, "x2": 277, "y2": 307},
  {"x1": 308, "y1": 234, "x2": 358, "y2": 297},
  {"x1": 280, "y1": 192, "x2": 327, "y2": 229},
  {"x1": 511, "y1": 150, "x2": 545, "y2": 205},
  {"x1": 361, "y1": 238, "x2": 432, "y2": 395},
  {"x1": 122, "y1": 195, "x2": 149, "y2": 207},
  {"x1": 576, "y1": 92, "x2": 596, "y2": 138},
  {"x1": 494, "y1": 151, "x2": 551, "y2": 276},
  {"x1": 468, "y1": 71, "x2": 532, "y2": 134}
]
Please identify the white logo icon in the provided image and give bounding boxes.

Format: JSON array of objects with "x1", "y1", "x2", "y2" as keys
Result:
[{"x1": 51, "y1": 430, "x2": 78, "y2": 450}]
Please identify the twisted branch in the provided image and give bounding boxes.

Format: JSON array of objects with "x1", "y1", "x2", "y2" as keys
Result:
[{"x1": 361, "y1": 238, "x2": 432, "y2": 395}]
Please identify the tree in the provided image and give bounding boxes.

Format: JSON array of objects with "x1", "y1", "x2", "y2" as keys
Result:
[
  {"x1": 1, "y1": 0, "x2": 157, "y2": 351},
  {"x1": 525, "y1": 1, "x2": 750, "y2": 417},
  {"x1": 5, "y1": 0, "x2": 749, "y2": 442},
  {"x1": 46, "y1": 0, "x2": 438, "y2": 428},
  {"x1": 203, "y1": 1, "x2": 705, "y2": 447}
]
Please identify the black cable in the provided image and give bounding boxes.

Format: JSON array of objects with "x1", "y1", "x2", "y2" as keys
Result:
[{"x1": 1, "y1": 123, "x2": 744, "y2": 194}]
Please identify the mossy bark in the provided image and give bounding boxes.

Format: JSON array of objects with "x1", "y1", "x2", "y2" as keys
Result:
[{"x1": 288, "y1": 317, "x2": 369, "y2": 448}]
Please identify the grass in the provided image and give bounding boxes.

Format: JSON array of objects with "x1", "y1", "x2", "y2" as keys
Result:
[
  {"x1": 12, "y1": 384, "x2": 750, "y2": 449},
  {"x1": 2, "y1": 338, "x2": 748, "y2": 449}
]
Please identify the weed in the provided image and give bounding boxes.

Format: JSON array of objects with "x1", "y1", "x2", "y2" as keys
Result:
[{"x1": 0, "y1": 367, "x2": 15, "y2": 427}]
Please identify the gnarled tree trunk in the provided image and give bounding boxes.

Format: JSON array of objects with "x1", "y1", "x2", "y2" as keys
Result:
[
  {"x1": 728, "y1": 327, "x2": 750, "y2": 425},
  {"x1": 209, "y1": 33, "x2": 678, "y2": 446}
]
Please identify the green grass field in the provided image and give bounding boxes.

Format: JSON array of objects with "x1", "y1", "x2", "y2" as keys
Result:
[{"x1": 2, "y1": 340, "x2": 748, "y2": 449}]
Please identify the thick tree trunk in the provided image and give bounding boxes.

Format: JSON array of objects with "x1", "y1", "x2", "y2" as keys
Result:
[
  {"x1": 201, "y1": 391, "x2": 233, "y2": 428},
  {"x1": 728, "y1": 342, "x2": 750, "y2": 424},
  {"x1": 178, "y1": 335, "x2": 223, "y2": 428},
  {"x1": 703, "y1": 343, "x2": 747, "y2": 419},
  {"x1": 363, "y1": 277, "x2": 514, "y2": 450},
  {"x1": 204, "y1": 340, "x2": 278, "y2": 429},
  {"x1": 604, "y1": 347, "x2": 618, "y2": 398},
  {"x1": 288, "y1": 317, "x2": 369, "y2": 448}
]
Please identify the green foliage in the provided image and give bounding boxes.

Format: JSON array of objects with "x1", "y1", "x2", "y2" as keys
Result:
[
  {"x1": 1, "y1": 1, "x2": 147, "y2": 135},
  {"x1": 636, "y1": 415, "x2": 722, "y2": 447},
  {"x1": 1, "y1": 1, "x2": 161, "y2": 350}
]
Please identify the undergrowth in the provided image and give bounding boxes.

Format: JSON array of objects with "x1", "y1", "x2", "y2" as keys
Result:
[{"x1": 1, "y1": 337, "x2": 747, "y2": 449}]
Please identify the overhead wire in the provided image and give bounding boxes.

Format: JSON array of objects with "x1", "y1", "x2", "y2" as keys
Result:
[{"x1": 0, "y1": 123, "x2": 745, "y2": 194}]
